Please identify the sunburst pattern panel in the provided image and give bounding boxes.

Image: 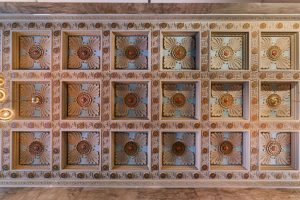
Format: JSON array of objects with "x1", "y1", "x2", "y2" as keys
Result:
[{"x1": 112, "y1": 131, "x2": 149, "y2": 170}]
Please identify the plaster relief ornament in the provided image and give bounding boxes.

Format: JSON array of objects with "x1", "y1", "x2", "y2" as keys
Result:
[
  {"x1": 19, "y1": 132, "x2": 50, "y2": 165},
  {"x1": 260, "y1": 83, "x2": 291, "y2": 118},
  {"x1": 260, "y1": 132, "x2": 291, "y2": 166},
  {"x1": 115, "y1": 35, "x2": 148, "y2": 70},
  {"x1": 19, "y1": 83, "x2": 50, "y2": 119},
  {"x1": 0, "y1": 108, "x2": 15, "y2": 122},
  {"x1": 114, "y1": 83, "x2": 148, "y2": 119},
  {"x1": 162, "y1": 132, "x2": 196, "y2": 166},
  {"x1": 114, "y1": 132, "x2": 148, "y2": 166},
  {"x1": 210, "y1": 132, "x2": 243, "y2": 166},
  {"x1": 67, "y1": 83, "x2": 100, "y2": 118},
  {"x1": 211, "y1": 36, "x2": 242, "y2": 70},
  {"x1": 261, "y1": 36, "x2": 291, "y2": 70},
  {"x1": 162, "y1": 83, "x2": 196, "y2": 119},
  {"x1": 67, "y1": 132, "x2": 100, "y2": 165},
  {"x1": 68, "y1": 36, "x2": 101, "y2": 69},
  {"x1": 19, "y1": 36, "x2": 51, "y2": 70},
  {"x1": 211, "y1": 83, "x2": 243, "y2": 118},
  {"x1": 163, "y1": 36, "x2": 196, "y2": 70}
]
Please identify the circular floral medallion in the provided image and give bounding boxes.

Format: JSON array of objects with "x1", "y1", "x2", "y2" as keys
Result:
[
  {"x1": 219, "y1": 141, "x2": 233, "y2": 155},
  {"x1": 124, "y1": 141, "x2": 139, "y2": 156},
  {"x1": 76, "y1": 140, "x2": 92, "y2": 155},
  {"x1": 124, "y1": 93, "x2": 139, "y2": 108},
  {"x1": 76, "y1": 92, "x2": 93, "y2": 107},
  {"x1": 218, "y1": 46, "x2": 234, "y2": 61},
  {"x1": 267, "y1": 46, "x2": 282, "y2": 61},
  {"x1": 171, "y1": 93, "x2": 186, "y2": 108},
  {"x1": 125, "y1": 45, "x2": 140, "y2": 60},
  {"x1": 266, "y1": 140, "x2": 282, "y2": 156},
  {"x1": 266, "y1": 94, "x2": 282, "y2": 108},
  {"x1": 218, "y1": 93, "x2": 234, "y2": 108},
  {"x1": 77, "y1": 45, "x2": 93, "y2": 60},
  {"x1": 172, "y1": 141, "x2": 186, "y2": 156},
  {"x1": 29, "y1": 141, "x2": 44, "y2": 156},
  {"x1": 31, "y1": 93, "x2": 44, "y2": 106},
  {"x1": 28, "y1": 45, "x2": 44, "y2": 60},
  {"x1": 171, "y1": 45, "x2": 187, "y2": 61}
]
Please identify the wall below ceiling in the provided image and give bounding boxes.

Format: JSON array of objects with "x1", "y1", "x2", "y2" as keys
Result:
[{"x1": 0, "y1": 3, "x2": 300, "y2": 14}]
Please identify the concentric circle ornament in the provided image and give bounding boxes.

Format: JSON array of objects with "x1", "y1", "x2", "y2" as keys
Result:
[
  {"x1": 219, "y1": 141, "x2": 233, "y2": 155},
  {"x1": 124, "y1": 141, "x2": 139, "y2": 156},
  {"x1": 0, "y1": 108, "x2": 15, "y2": 122},
  {"x1": 267, "y1": 45, "x2": 282, "y2": 61},
  {"x1": 218, "y1": 93, "x2": 234, "y2": 108},
  {"x1": 266, "y1": 94, "x2": 282, "y2": 108},
  {"x1": 77, "y1": 45, "x2": 93, "y2": 60},
  {"x1": 172, "y1": 141, "x2": 186, "y2": 156},
  {"x1": 31, "y1": 93, "x2": 44, "y2": 106},
  {"x1": 0, "y1": 88, "x2": 7, "y2": 103},
  {"x1": 266, "y1": 140, "x2": 282, "y2": 156},
  {"x1": 124, "y1": 93, "x2": 139, "y2": 108},
  {"x1": 29, "y1": 141, "x2": 44, "y2": 156},
  {"x1": 218, "y1": 46, "x2": 234, "y2": 61},
  {"x1": 171, "y1": 93, "x2": 186, "y2": 108},
  {"x1": 76, "y1": 140, "x2": 92, "y2": 155},
  {"x1": 28, "y1": 45, "x2": 44, "y2": 60},
  {"x1": 171, "y1": 45, "x2": 187, "y2": 61},
  {"x1": 76, "y1": 92, "x2": 93, "y2": 107},
  {"x1": 125, "y1": 45, "x2": 140, "y2": 60},
  {"x1": 0, "y1": 75, "x2": 5, "y2": 87}
]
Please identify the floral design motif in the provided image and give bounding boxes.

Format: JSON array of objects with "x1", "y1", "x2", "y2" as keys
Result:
[
  {"x1": 162, "y1": 83, "x2": 196, "y2": 119},
  {"x1": 114, "y1": 132, "x2": 148, "y2": 166},
  {"x1": 162, "y1": 132, "x2": 196, "y2": 166},
  {"x1": 163, "y1": 36, "x2": 196, "y2": 70},
  {"x1": 67, "y1": 132, "x2": 100, "y2": 165},
  {"x1": 260, "y1": 83, "x2": 291, "y2": 118},
  {"x1": 19, "y1": 36, "x2": 51, "y2": 70},
  {"x1": 19, "y1": 82, "x2": 50, "y2": 119},
  {"x1": 68, "y1": 36, "x2": 101, "y2": 69},
  {"x1": 211, "y1": 35, "x2": 243, "y2": 70},
  {"x1": 19, "y1": 132, "x2": 50, "y2": 165},
  {"x1": 114, "y1": 82, "x2": 148, "y2": 119},
  {"x1": 260, "y1": 132, "x2": 291, "y2": 166},
  {"x1": 115, "y1": 35, "x2": 148, "y2": 70},
  {"x1": 260, "y1": 36, "x2": 291, "y2": 70},
  {"x1": 67, "y1": 83, "x2": 100, "y2": 118},
  {"x1": 210, "y1": 132, "x2": 243, "y2": 166},
  {"x1": 211, "y1": 83, "x2": 243, "y2": 118}
]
